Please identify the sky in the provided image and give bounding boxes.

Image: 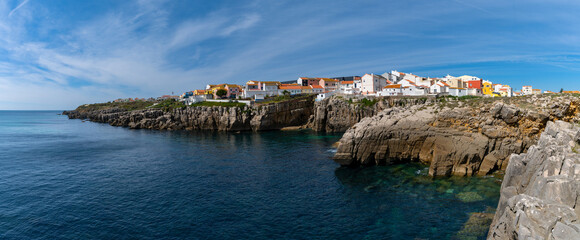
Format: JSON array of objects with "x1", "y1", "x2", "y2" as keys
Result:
[{"x1": 2, "y1": 0, "x2": 580, "y2": 110}]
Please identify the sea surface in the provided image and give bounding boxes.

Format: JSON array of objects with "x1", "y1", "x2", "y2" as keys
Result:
[{"x1": 0, "y1": 111, "x2": 501, "y2": 239}]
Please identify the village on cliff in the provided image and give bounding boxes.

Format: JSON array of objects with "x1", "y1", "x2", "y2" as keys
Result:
[{"x1": 116, "y1": 70, "x2": 572, "y2": 104}]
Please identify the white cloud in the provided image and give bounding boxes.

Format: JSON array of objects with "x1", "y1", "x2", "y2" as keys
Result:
[
  {"x1": 1, "y1": 0, "x2": 580, "y2": 109},
  {"x1": 8, "y1": 0, "x2": 29, "y2": 17}
]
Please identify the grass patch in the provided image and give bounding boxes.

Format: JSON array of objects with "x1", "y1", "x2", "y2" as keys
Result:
[
  {"x1": 458, "y1": 95, "x2": 482, "y2": 101},
  {"x1": 191, "y1": 101, "x2": 246, "y2": 108},
  {"x1": 359, "y1": 98, "x2": 378, "y2": 107},
  {"x1": 75, "y1": 100, "x2": 155, "y2": 112},
  {"x1": 258, "y1": 94, "x2": 313, "y2": 104},
  {"x1": 151, "y1": 99, "x2": 186, "y2": 112}
]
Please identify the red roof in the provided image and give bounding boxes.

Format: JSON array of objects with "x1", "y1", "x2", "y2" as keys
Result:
[
  {"x1": 280, "y1": 84, "x2": 302, "y2": 90},
  {"x1": 384, "y1": 84, "x2": 402, "y2": 89},
  {"x1": 311, "y1": 85, "x2": 324, "y2": 89},
  {"x1": 340, "y1": 81, "x2": 354, "y2": 84}
]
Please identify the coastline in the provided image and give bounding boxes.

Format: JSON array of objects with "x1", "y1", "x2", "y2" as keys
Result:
[{"x1": 64, "y1": 94, "x2": 580, "y2": 238}]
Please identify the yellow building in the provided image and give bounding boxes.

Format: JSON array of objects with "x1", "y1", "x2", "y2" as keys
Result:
[{"x1": 482, "y1": 81, "x2": 494, "y2": 96}]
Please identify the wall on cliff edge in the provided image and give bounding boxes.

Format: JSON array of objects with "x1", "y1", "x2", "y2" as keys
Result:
[
  {"x1": 333, "y1": 95, "x2": 580, "y2": 177},
  {"x1": 64, "y1": 95, "x2": 316, "y2": 131},
  {"x1": 488, "y1": 121, "x2": 580, "y2": 239}
]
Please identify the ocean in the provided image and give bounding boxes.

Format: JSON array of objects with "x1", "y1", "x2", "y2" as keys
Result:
[{"x1": 0, "y1": 111, "x2": 500, "y2": 239}]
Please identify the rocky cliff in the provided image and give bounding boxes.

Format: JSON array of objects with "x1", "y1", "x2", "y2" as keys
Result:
[
  {"x1": 307, "y1": 96, "x2": 433, "y2": 132},
  {"x1": 334, "y1": 95, "x2": 580, "y2": 177},
  {"x1": 64, "y1": 96, "x2": 315, "y2": 131},
  {"x1": 488, "y1": 121, "x2": 580, "y2": 239}
]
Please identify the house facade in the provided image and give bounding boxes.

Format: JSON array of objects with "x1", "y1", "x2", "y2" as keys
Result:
[
  {"x1": 297, "y1": 77, "x2": 319, "y2": 86},
  {"x1": 402, "y1": 85, "x2": 428, "y2": 96},
  {"x1": 382, "y1": 84, "x2": 403, "y2": 96},
  {"x1": 522, "y1": 86, "x2": 533, "y2": 95},
  {"x1": 482, "y1": 81, "x2": 494, "y2": 96},
  {"x1": 430, "y1": 81, "x2": 449, "y2": 94},
  {"x1": 361, "y1": 74, "x2": 388, "y2": 95},
  {"x1": 448, "y1": 87, "x2": 467, "y2": 97},
  {"x1": 318, "y1": 78, "x2": 339, "y2": 92}
]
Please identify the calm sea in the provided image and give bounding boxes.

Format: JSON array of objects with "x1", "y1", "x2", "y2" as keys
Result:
[{"x1": 0, "y1": 111, "x2": 500, "y2": 239}]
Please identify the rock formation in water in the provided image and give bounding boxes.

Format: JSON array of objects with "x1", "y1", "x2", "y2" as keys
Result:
[
  {"x1": 334, "y1": 95, "x2": 580, "y2": 177},
  {"x1": 488, "y1": 121, "x2": 580, "y2": 239},
  {"x1": 64, "y1": 96, "x2": 315, "y2": 131},
  {"x1": 307, "y1": 96, "x2": 432, "y2": 132}
]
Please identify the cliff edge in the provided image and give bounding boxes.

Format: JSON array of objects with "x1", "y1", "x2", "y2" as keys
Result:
[
  {"x1": 488, "y1": 121, "x2": 580, "y2": 239},
  {"x1": 334, "y1": 95, "x2": 580, "y2": 177},
  {"x1": 64, "y1": 96, "x2": 315, "y2": 131}
]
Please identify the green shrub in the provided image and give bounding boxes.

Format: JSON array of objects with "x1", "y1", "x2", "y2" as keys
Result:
[
  {"x1": 151, "y1": 99, "x2": 186, "y2": 112},
  {"x1": 75, "y1": 100, "x2": 155, "y2": 112},
  {"x1": 360, "y1": 98, "x2": 378, "y2": 107},
  {"x1": 191, "y1": 101, "x2": 246, "y2": 108}
]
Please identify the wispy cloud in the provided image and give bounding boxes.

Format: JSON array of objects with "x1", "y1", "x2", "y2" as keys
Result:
[
  {"x1": 8, "y1": 0, "x2": 29, "y2": 17},
  {"x1": 1, "y1": 0, "x2": 580, "y2": 109}
]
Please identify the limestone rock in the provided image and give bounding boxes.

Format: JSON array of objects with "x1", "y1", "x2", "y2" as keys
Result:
[
  {"x1": 488, "y1": 121, "x2": 580, "y2": 239},
  {"x1": 333, "y1": 99, "x2": 580, "y2": 177},
  {"x1": 64, "y1": 96, "x2": 316, "y2": 131}
]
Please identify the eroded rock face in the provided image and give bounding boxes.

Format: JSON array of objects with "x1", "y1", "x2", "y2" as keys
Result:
[
  {"x1": 307, "y1": 96, "x2": 432, "y2": 132},
  {"x1": 488, "y1": 121, "x2": 580, "y2": 240},
  {"x1": 334, "y1": 99, "x2": 578, "y2": 177},
  {"x1": 64, "y1": 97, "x2": 315, "y2": 131}
]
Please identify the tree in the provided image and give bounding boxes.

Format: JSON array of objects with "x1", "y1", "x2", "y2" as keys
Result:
[
  {"x1": 216, "y1": 89, "x2": 228, "y2": 98},
  {"x1": 282, "y1": 90, "x2": 290, "y2": 96},
  {"x1": 560, "y1": 88, "x2": 564, "y2": 93}
]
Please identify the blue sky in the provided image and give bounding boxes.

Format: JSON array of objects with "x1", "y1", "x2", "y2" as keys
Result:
[{"x1": 2, "y1": 0, "x2": 580, "y2": 109}]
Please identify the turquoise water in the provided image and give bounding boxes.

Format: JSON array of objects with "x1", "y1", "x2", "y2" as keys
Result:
[{"x1": 0, "y1": 111, "x2": 500, "y2": 239}]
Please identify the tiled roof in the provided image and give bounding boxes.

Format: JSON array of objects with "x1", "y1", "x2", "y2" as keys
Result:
[
  {"x1": 311, "y1": 85, "x2": 324, "y2": 89},
  {"x1": 280, "y1": 85, "x2": 302, "y2": 90},
  {"x1": 262, "y1": 81, "x2": 281, "y2": 85},
  {"x1": 384, "y1": 84, "x2": 402, "y2": 89},
  {"x1": 319, "y1": 78, "x2": 339, "y2": 82},
  {"x1": 340, "y1": 81, "x2": 354, "y2": 84}
]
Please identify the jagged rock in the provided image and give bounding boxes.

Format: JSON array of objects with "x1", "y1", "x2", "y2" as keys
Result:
[
  {"x1": 307, "y1": 96, "x2": 430, "y2": 132},
  {"x1": 334, "y1": 99, "x2": 579, "y2": 177},
  {"x1": 64, "y1": 96, "x2": 316, "y2": 131},
  {"x1": 488, "y1": 121, "x2": 580, "y2": 239}
]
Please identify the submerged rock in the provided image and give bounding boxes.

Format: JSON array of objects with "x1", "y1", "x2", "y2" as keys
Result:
[
  {"x1": 454, "y1": 212, "x2": 494, "y2": 240},
  {"x1": 456, "y1": 192, "x2": 484, "y2": 203}
]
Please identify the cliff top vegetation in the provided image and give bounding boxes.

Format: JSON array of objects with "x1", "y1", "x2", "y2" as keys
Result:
[{"x1": 75, "y1": 100, "x2": 156, "y2": 112}]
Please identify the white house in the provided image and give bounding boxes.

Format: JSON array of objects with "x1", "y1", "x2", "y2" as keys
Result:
[
  {"x1": 522, "y1": 86, "x2": 533, "y2": 95},
  {"x1": 243, "y1": 80, "x2": 281, "y2": 99},
  {"x1": 339, "y1": 80, "x2": 356, "y2": 94},
  {"x1": 467, "y1": 88, "x2": 482, "y2": 96},
  {"x1": 448, "y1": 87, "x2": 468, "y2": 97},
  {"x1": 382, "y1": 84, "x2": 403, "y2": 96},
  {"x1": 316, "y1": 91, "x2": 335, "y2": 101},
  {"x1": 402, "y1": 85, "x2": 429, "y2": 96},
  {"x1": 361, "y1": 73, "x2": 389, "y2": 95},
  {"x1": 430, "y1": 81, "x2": 449, "y2": 94},
  {"x1": 402, "y1": 73, "x2": 422, "y2": 83},
  {"x1": 382, "y1": 70, "x2": 404, "y2": 84}
]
